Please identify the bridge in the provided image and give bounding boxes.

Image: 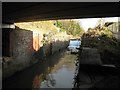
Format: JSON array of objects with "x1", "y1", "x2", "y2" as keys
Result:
[
  {"x1": 1, "y1": 2, "x2": 120, "y2": 89},
  {"x1": 3, "y1": 2, "x2": 119, "y2": 23}
]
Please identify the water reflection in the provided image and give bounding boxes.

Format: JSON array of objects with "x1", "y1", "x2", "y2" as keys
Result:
[
  {"x1": 32, "y1": 74, "x2": 43, "y2": 88},
  {"x1": 3, "y1": 50, "x2": 78, "y2": 89},
  {"x1": 32, "y1": 51, "x2": 77, "y2": 89},
  {"x1": 40, "y1": 67, "x2": 56, "y2": 88},
  {"x1": 32, "y1": 67, "x2": 56, "y2": 89}
]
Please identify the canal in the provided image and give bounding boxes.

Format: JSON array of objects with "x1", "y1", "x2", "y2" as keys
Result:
[{"x1": 3, "y1": 49, "x2": 78, "y2": 89}]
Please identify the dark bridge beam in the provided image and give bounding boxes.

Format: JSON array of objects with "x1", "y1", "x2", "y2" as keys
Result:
[{"x1": 2, "y1": 2, "x2": 119, "y2": 23}]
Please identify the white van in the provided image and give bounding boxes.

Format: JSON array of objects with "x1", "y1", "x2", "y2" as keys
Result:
[{"x1": 68, "y1": 39, "x2": 81, "y2": 53}]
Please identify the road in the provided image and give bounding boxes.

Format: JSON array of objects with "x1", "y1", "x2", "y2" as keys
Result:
[{"x1": 3, "y1": 49, "x2": 78, "y2": 89}]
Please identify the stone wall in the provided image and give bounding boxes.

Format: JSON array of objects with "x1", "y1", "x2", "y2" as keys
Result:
[
  {"x1": 3, "y1": 28, "x2": 35, "y2": 79},
  {"x1": 51, "y1": 40, "x2": 68, "y2": 54},
  {"x1": 2, "y1": 28, "x2": 69, "y2": 79}
]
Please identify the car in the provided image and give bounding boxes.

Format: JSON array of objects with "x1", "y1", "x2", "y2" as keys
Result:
[{"x1": 68, "y1": 39, "x2": 81, "y2": 53}]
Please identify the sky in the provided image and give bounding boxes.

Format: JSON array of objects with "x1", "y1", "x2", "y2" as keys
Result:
[{"x1": 77, "y1": 17, "x2": 119, "y2": 31}]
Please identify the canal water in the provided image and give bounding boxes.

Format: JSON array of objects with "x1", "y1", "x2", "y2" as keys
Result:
[{"x1": 3, "y1": 50, "x2": 78, "y2": 89}]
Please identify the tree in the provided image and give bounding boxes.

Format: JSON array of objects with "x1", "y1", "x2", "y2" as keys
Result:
[{"x1": 54, "y1": 20, "x2": 84, "y2": 37}]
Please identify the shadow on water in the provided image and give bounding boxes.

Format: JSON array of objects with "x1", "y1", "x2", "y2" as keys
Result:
[{"x1": 3, "y1": 48, "x2": 78, "y2": 89}]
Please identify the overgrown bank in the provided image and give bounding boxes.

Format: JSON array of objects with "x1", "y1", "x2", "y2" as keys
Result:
[{"x1": 81, "y1": 25, "x2": 120, "y2": 67}]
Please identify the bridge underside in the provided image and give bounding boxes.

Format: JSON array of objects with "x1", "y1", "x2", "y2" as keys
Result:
[{"x1": 2, "y1": 2, "x2": 119, "y2": 23}]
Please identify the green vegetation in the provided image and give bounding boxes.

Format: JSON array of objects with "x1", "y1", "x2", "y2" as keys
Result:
[
  {"x1": 54, "y1": 20, "x2": 84, "y2": 37},
  {"x1": 16, "y1": 19, "x2": 84, "y2": 38},
  {"x1": 15, "y1": 21, "x2": 58, "y2": 33},
  {"x1": 82, "y1": 22, "x2": 120, "y2": 66}
]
